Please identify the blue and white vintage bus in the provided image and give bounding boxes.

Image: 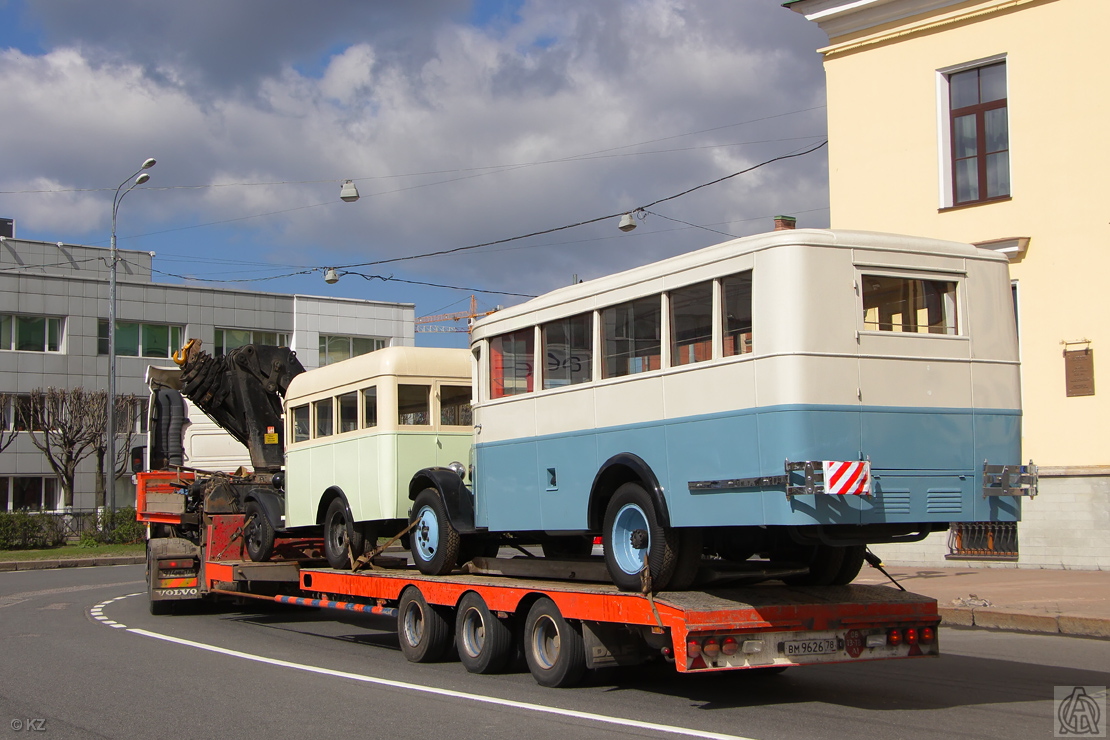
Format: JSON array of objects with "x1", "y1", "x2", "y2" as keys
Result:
[{"x1": 408, "y1": 228, "x2": 1036, "y2": 590}]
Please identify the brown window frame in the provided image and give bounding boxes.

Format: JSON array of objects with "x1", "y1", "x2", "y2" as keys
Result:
[{"x1": 949, "y1": 62, "x2": 1009, "y2": 207}]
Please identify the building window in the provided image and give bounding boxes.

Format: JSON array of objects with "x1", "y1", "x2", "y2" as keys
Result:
[
  {"x1": 3, "y1": 477, "x2": 58, "y2": 511},
  {"x1": 947, "y1": 61, "x2": 1008, "y2": 206},
  {"x1": 542, "y1": 313, "x2": 592, "y2": 389},
  {"x1": 214, "y1": 329, "x2": 290, "y2": 357},
  {"x1": 602, "y1": 295, "x2": 661, "y2": 378},
  {"x1": 490, "y1": 329, "x2": 534, "y2": 399},
  {"x1": 98, "y1": 321, "x2": 183, "y2": 358},
  {"x1": 0, "y1": 314, "x2": 63, "y2": 352},
  {"x1": 319, "y1": 335, "x2": 385, "y2": 366},
  {"x1": 862, "y1": 276, "x2": 958, "y2": 335}
]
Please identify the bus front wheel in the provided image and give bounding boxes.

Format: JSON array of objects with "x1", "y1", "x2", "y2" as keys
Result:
[
  {"x1": 602, "y1": 482, "x2": 680, "y2": 591},
  {"x1": 411, "y1": 488, "x2": 461, "y2": 576}
]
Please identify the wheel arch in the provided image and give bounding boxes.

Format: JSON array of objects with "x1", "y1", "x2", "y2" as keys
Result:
[
  {"x1": 242, "y1": 488, "x2": 284, "y2": 532},
  {"x1": 315, "y1": 486, "x2": 348, "y2": 525},
  {"x1": 587, "y1": 453, "x2": 670, "y2": 531},
  {"x1": 408, "y1": 467, "x2": 476, "y2": 532}
]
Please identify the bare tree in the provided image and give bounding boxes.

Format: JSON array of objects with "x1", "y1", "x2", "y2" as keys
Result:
[
  {"x1": 22, "y1": 388, "x2": 138, "y2": 509},
  {"x1": 91, "y1": 395, "x2": 139, "y2": 510},
  {"x1": 0, "y1": 392, "x2": 18, "y2": 455}
]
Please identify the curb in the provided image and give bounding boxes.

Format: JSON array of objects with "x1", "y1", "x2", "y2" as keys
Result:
[
  {"x1": 0, "y1": 556, "x2": 145, "y2": 572},
  {"x1": 939, "y1": 606, "x2": 1110, "y2": 639}
]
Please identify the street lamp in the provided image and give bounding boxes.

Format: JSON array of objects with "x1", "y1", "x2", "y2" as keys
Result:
[{"x1": 106, "y1": 157, "x2": 155, "y2": 518}]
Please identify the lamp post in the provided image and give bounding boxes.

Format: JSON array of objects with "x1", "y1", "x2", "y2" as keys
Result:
[{"x1": 106, "y1": 158, "x2": 155, "y2": 518}]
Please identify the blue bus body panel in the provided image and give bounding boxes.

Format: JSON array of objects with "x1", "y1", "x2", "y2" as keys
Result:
[{"x1": 474, "y1": 403, "x2": 1023, "y2": 531}]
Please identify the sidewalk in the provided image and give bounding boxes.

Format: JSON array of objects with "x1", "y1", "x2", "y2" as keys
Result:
[
  {"x1": 0, "y1": 556, "x2": 145, "y2": 572},
  {"x1": 855, "y1": 564, "x2": 1110, "y2": 639}
]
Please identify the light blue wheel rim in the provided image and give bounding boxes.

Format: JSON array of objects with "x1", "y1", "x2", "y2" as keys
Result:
[
  {"x1": 414, "y1": 505, "x2": 439, "y2": 563},
  {"x1": 611, "y1": 502, "x2": 650, "y2": 576}
]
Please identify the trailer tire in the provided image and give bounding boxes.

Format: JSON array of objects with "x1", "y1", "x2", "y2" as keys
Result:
[
  {"x1": 324, "y1": 497, "x2": 364, "y2": 570},
  {"x1": 602, "y1": 482, "x2": 679, "y2": 591},
  {"x1": 410, "y1": 488, "x2": 460, "y2": 576},
  {"x1": 455, "y1": 592, "x2": 513, "y2": 674},
  {"x1": 146, "y1": 549, "x2": 175, "y2": 616},
  {"x1": 523, "y1": 597, "x2": 586, "y2": 688},
  {"x1": 244, "y1": 500, "x2": 275, "y2": 563},
  {"x1": 831, "y1": 544, "x2": 866, "y2": 585},
  {"x1": 397, "y1": 587, "x2": 453, "y2": 663}
]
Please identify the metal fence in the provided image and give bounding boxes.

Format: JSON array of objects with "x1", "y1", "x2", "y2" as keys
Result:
[{"x1": 947, "y1": 522, "x2": 1019, "y2": 561}]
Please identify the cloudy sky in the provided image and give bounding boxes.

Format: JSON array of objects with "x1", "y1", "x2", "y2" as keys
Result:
[{"x1": 0, "y1": 0, "x2": 829, "y2": 347}]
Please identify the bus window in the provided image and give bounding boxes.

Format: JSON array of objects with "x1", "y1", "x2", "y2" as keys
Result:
[
  {"x1": 440, "y1": 385, "x2": 472, "y2": 426},
  {"x1": 399, "y1": 384, "x2": 430, "y2": 425},
  {"x1": 722, "y1": 272, "x2": 753, "y2": 356},
  {"x1": 291, "y1": 404, "x2": 310, "y2": 443},
  {"x1": 543, "y1": 313, "x2": 591, "y2": 388},
  {"x1": 490, "y1": 329, "x2": 534, "y2": 398},
  {"x1": 338, "y1": 391, "x2": 358, "y2": 433},
  {"x1": 602, "y1": 295, "x2": 661, "y2": 378},
  {"x1": 671, "y1": 281, "x2": 713, "y2": 366},
  {"x1": 863, "y1": 276, "x2": 958, "y2": 335},
  {"x1": 362, "y1": 387, "x2": 378, "y2": 428},
  {"x1": 314, "y1": 399, "x2": 333, "y2": 437}
]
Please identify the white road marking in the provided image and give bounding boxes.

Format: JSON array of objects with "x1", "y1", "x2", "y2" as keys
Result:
[{"x1": 92, "y1": 594, "x2": 758, "y2": 740}]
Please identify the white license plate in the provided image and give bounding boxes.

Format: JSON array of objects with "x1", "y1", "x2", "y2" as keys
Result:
[{"x1": 783, "y1": 638, "x2": 838, "y2": 656}]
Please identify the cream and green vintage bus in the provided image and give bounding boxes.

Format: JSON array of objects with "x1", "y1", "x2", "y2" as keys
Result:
[{"x1": 282, "y1": 346, "x2": 473, "y2": 569}]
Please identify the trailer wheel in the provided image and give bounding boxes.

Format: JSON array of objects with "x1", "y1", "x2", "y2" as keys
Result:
[
  {"x1": 524, "y1": 597, "x2": 587, "y2": 688},
  {"x1": 397, "y1": 587, "x2": 453, "y2": 663},
  {"x1": 324, "y1": 497, "x2": 364, "y2": 570},
  {"x1": 602, "y1": 482, "x2": 679, "y2": 591},
  {"x1": 410, "y1": 488, "x2": 460, "y2": 576},
  {"x1": 831, "y1": 544, "x2": 866, "y2": 585},
  {"x1": 455, "y1": 592, "x2": 513, "y2": 674},
  {"x1": 244, "y1": 500, "x2": 275, "y2": 562}
]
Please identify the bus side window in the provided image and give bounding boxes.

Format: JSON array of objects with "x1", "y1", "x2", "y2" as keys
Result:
[
  {"x1": 862, "y1": 275, "x2": 958, "y2": 335},
  {"x1": 314, "y1": 398, "x2": 333, "y2": 438},
  {"x1": 440, "y1": 385, "x2": 472, "y2": 426},
  {"x1": 399, "y1": 384, "x2": 430, "y2": 425},
  {"x1": 671, "y1": 281, "x2": 713, "y2": 366},
  {"x1": 291, "y1": 404, "x2": 310, "y2": 443},
  {"x1": 338, "y1": 391, "x2": 358, "y2": 433},
  {"x1": 543, "y1": 313, "x2": 592, "y2": 388},
  {"x1": 490, "y1": 329, "x2": 534, "y2": 398},
  {"x1": 602, "y1": 295, "x2": 661, "y2": 378},
  {"x1": 722, "y1": 272, "x2": 753, "y2": 356},
  {"x1": 362, "y1": 386, "x2": 377, "y2": 428}
]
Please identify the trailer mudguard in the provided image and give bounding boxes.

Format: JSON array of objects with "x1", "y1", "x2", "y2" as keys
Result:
[{"x1": 408, "y1": 467, "x2": 478, "y2": 534}]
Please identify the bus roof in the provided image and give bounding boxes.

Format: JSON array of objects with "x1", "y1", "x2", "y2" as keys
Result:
[
  {"x1": 471, "y1": 228, "x2": 1002, "y2": 340},
  {"x1": 285, "y1": 346, "x2": 471, "y2": 401}
]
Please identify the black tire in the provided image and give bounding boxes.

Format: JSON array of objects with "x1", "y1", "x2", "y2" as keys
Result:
[
  {"x1": 523, "y1": 597, "x2": 587, "y2": 688},
  {"x1": 324, "y1": 497, "x2": 364, "y2": 570},
  {"x1": 667, "y1": 528, "x2": 703, "y2": 591},
  {"x1": 602, "y1": 482, "x2": 679, "y2": 592},
  {"x1": 146, "y1": 549, "x2": 174, "y2": 616},
  {"x1": 830, "y1": 544, "x2": 867, "y2": 585},
  {"x1": 541, "y1": 535, "x2": 594, "y2": 559},
  {"x1": 782, "y1": 544, "x2": 846, "y2": 586},
  {"x1": 397, "y1": 587, "x2": 453, "y2": 663},
  {"x1": 243, "y1": 500, "x2": 276, "y2": 563},
  {"x1": 410, "y1": 488, "x2": 461, "y2": 576},
  {"x1": 455, "y1": 592, "x2": 514, "y2": 674}
]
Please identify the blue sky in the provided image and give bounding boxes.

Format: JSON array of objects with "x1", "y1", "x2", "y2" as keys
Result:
[{"x1": 0, "y1": 0, "x2": 830, "y2": 348}]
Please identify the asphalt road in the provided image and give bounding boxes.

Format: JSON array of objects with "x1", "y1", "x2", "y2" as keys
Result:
[{"x1": 1, "y1": 564, "x2": 1107, "y2": 740}]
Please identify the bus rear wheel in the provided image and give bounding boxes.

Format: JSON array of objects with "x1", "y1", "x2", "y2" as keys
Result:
[
  {"x1": 602, "y1": 482, "x2": 680, "y2": 592},
  {"x1": 324, "y1": 497, "x2": 364, "y2": 570},
  {"x1": 243, "y1": 500, "x2": 275, "y2": 563},
  {"x1": 410, "y1": 488, "x2": 461, "y2": 576}
]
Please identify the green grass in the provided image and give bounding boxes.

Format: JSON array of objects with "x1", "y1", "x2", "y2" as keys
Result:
[{"x1": 0, "y1": 542, "x2": 145, "y2": 562}]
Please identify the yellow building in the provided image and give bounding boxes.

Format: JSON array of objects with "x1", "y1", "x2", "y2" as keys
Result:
[{"x1": 788, "y1": 0, "x2": 1109, "y2": 568}]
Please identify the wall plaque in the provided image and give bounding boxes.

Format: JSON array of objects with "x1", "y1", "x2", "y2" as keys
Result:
[{"x1": 1065, "y1": 348, "x2": 1095, "y2": 397}]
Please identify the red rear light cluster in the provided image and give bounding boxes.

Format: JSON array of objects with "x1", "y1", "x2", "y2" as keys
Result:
[
  {"x1": 721, "y1": 637, "x2": 740, "y2": 656},
  {"x1": 887, "y1": 626, "x2": 936, "y2": 646}
]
